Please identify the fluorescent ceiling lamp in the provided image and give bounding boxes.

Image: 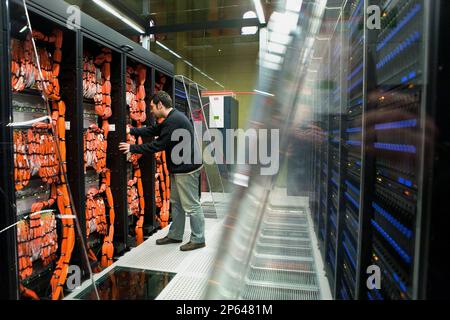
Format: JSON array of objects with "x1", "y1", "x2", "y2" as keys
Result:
[
  {"x1": 93, "y1": 0, "x2": 145, "y2": 34},
  {"x1": 19, "y1": 25, "x2": 28, "y2": 33},
  {"x1": 242, "y1": 11, "x2": 258, "y2": 35},
  {"x1": 156, "y1": 41, "x2": 182, "y2": 58},
  {"x1": 253, "y1": 0, "x2": 266, "y2": 24},
  {"x1": 183, "y1": 60, "x2": 194, "y2": 67},
  {"x1": 286, "y1": 0, "x2": 303, "y2": 12},
  {"x1": 254, "y1": 89, "x2": 275, "y2": 97}
]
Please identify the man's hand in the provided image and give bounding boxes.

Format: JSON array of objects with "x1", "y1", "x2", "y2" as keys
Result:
[
  {"x1": 126, "y1": 125, "x2": 130, "y2": 135},
  {"x1": 119, "y1": 142, "x2": 131, "y2": 154}
]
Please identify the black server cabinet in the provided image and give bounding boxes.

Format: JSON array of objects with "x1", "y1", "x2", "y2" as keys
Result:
[
  {"x1": 310, "y1": 0, "x2": 450, "y2": 300},
  {"x1": 0, "y1": 0, "x2": 20, "y2": 300},
  {"x1": 0, "y1": 0, "x2": 173, "y2": 299}
]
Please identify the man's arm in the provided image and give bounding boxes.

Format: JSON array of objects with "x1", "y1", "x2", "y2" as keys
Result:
[
  {"x1": 129, "y1": 123, "x2": 172, "y2": 155},
  {"x1": 130, "y1": 123, "x2": 161, "y2": 138}
]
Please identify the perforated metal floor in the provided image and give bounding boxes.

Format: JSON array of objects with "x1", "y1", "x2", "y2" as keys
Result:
[{"x1": 66, "y1": 190, "x2": 332, "y2": 300}]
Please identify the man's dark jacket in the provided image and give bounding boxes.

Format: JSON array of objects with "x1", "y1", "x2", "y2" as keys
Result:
[{"x1": 130, "y1": 109, "x2": 203, "y2": 174}]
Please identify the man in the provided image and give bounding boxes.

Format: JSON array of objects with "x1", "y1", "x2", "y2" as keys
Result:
[{"x1": 119, "y1": 90, "x2": 205, "y2": 251}]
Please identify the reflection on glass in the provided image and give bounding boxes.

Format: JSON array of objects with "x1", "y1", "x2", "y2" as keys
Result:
[{"x1": 75, "y1": 267, "x2": 175, "y2": 300}]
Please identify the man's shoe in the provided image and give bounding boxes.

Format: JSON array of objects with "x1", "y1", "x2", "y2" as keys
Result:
[
  {"x1": 180, "y1": 241, "x2": 206, "y2": 251},
  {"x1": 156, "y1": 236, "x2": 182, "y2": 245}
]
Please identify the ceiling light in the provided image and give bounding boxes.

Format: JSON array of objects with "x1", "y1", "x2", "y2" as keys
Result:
[
  {"x1": 156, "y1": 41, "x2": 182, "y2": 58},
  {"x1": 253, "y1": 0, "x2": 266, "y2": 24},
  {"x1": 242, "y1": 11, "x2": 258, "y2": 35},
  {"x1": 254, "y1": 89, "x2": 275, "y2": 97},
  {"x1": 93, "y1": 0, "x2": 145, "y2": 34},
  {"x1": 286, "y1": 0, "x2": 303, "y2": 12}
]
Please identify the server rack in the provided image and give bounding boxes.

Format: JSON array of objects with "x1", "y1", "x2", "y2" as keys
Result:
[
  {"x1": 337, "y1": 0, "x2": 365, "y2": 300},
  {"x1": 0, "y1": 0, "x2": 174, "y2": 300},
  {"x1": 311, "y1": 0, "x2": 450, "y2": 300},
  {"x1": 317, "y1": 46, "x2": 330, "y2": 263}
]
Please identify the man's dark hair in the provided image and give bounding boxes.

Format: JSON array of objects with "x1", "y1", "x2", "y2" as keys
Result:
[{"x1": 152, "y1": 91, "x2": 173, "y2": 109}]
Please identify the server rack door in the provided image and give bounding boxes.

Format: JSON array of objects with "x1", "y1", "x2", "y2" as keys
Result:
[{"x1": 364, "y1": 0, "x2": 428, "y2": 300}]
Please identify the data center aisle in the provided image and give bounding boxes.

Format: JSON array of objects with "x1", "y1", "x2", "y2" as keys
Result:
[
  {"x1": 66, "y1": 191, "x2": 331, "y2": 300},
  {"x1": 239, "y1": 188, "x2": 332, "y2": 300}
]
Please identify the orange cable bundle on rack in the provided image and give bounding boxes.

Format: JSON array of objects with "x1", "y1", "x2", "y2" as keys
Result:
[
  {"x1": 11, "y1": 27, "x2": 77, "y2": 300},
  {"x1": 154, "y1": 80, "x2": 171, "y2": 229},
  {"x1": 125, "y1": 64, "x2": 147, "y2": 245},
  {"x1": 82, "y1": 48, "x2": 115, "y2": 268}
]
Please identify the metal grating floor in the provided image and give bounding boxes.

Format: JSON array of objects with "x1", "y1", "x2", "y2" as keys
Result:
[
  {"x1": 66, "y1": 190, "x2": 332, "y2": 300},
  {"x1": 258, "y1": 236, "x2": 312, "y2": 247},
  {"x1": 255, "y1": 244, "x2": 313, "y2": 257},
  {"x1": 240, "y1": 284, "x2": 321, "y2": 300},
  {"x1": 261, "y1": 228, "x2": 310, "y2": 238},
  {"x1": 247, "y1": 267, "x2": 318, "y2": 288}
]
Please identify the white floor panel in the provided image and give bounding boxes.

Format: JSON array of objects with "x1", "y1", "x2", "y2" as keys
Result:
[{"x1": 65, "y1": 191, "x2": 332, "y2": 300}]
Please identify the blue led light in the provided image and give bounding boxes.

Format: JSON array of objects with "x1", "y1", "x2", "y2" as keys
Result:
[
  {"x1": 345, "y1": 180, "x2": 361, "y2": 196},
  {"x1": 373, "y1": 288, "x2": 384, "y2": 300},
  {"x1": 392, "y1": 272, "x2": 407, "y2": 293},
  {"x1": 398, "y1": 176, "x2": 413, "y2": 188},
  {"x1": 347, "y1": 140, "x2": 362, "y2": 146},
  {"x1": 343, "y1": 232, "x2": 357, "y2": 257},
  {"x1": 377, "y1": 4, "x2": 422, "y2": 52},
  {"x1": 374, "y1": 143, "x2": 416, "y2": 153},
  {"x1": 346, "y1": 127, "x2": 362, "y2": 133},
  {"x1": 330, "y1": 213, "x2": 337, "y2": 230},
  {"x1": 376, "y1": 31, "x2": 421, "y2": 69},
  {"x1": 348, "y1": 77, "x2": 363, "y2": 93},
  {"x1": 348, "y1": 63, "x2": 364, "y2": 81},
  {"x1": 372, "y1": 202, "x2": 413, "y2": 239},
  {"x1": 331, "y1": 178, "x2": 339, "y2": 188},
  {"x1": 371, "y1": 219, "x2": 412, "y2": 264},
  {"x1": 375, "y1": 119, "x2": 417, "y2": 130},
  {"x1": 356, "y1": 161, "x2": 362, "y2": 167},
  {"x1": 345, "y1": 192, "x2": 360, "y2": 209},
  {"x1": 342, "y1": 241, "x2": 357, "y2": 269}
]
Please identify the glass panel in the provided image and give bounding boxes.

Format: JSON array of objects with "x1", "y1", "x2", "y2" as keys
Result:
[{"x1": 75, "y1": 267, "x2": 176, "y2": 300}]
